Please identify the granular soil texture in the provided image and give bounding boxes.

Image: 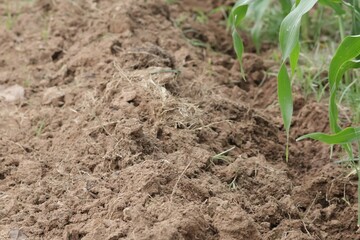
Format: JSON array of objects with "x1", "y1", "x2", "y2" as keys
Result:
[{"x1": 0, "y1": 0, "x2": 358, "y2": 239}]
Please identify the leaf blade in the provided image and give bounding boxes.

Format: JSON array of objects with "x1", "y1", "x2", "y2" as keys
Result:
[
  {"x1": 279, "y1": 0, "x2": 318, "y2": 61},
  {"x1": 297, "y1": 127, "x2": 360, "y2": 145},
  {"x1": 328, "y1": 35, "x2": 360, "y2": 133},
  {"x1": 278, "y1": 63, "x2": 293, "y2": 160}
]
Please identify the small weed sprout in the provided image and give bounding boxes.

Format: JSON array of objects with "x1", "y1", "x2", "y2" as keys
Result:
[
  {"x1": 211, "y1": 146, "x2": 235, "y2": 165},
  {"x1": 5, "y1": 12, "x2": 15, "y2": 30},
  {"x1": 35, "y1": 121, "x2": 45, "y2": 136},
  {"x1": 211, "y1": 147, "x2": 235, "y2": 162},
  {"x1": 229, "y1": 176, "x2": 238, "y2": 190}
]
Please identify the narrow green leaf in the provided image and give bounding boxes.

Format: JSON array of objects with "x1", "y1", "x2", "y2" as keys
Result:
[
  {"x1": 329, "y1": 59, "x2": 360, "y2": 133},
  {"x1": 230, "y1": 0, "x2": 251, "y2": 27},
  {"x1": 279, "y1": 0, "x2": 317, "y2": 61},
  {"x1": 230, "y1": 0, "x2": 252, "y2": 69},
  {"x1": 250, "y1": 0, "x2": 271, "y2": 53},
  {"x1": 345, "y1": 0, "x2": 360, "y2": 51},
  {"x1": 297, "y1": 127, "x2": 360, "y2": 145},
  {"x1": 278, "y1": 63, "x2": 293, "y2": 160},
  {"x1": 290, "y1": 42, "x2": 300, "y2": 75},
  {"x1": 232, "y1": 29, "x2": 244, "y2": 67},
  {"x1": 329, "y1": 35, "x2": 360, "y2": 91},
  {"x1": 279, "y1": 0, "x2": 293, "y2": 15},
  {"x1": 328, "y1": 35, "x2": 360, "y2": 133},
  {"x1": 277, "y1": 0, "x2": 317, "y2": 160},
  {"x1": 318, "y1": 0, "x2": 345, "y2": 15},
  {"x1": 232, "y1": 0, "x2": 253, "y2": 9},
  {"x1": 278, "y1": 64, "x2": 293, "y2": 133}
]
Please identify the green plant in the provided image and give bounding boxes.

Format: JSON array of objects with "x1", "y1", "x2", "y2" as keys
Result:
[
  {"x1": 230, "y1": 0, "x2": 358, "y2": 155},
  {"x1": 230, "y1": 0, "x2": 360, "y2": 225},
  {"x1": 211, "y1": 146, "x2": 235, "y2": 163},
  {"x1": 165, "y1": 0, "x2": 177, "y2": 4},
  {"x1": 5, "y1": 11, "x2": 15, "y2": 30},
  {"x1": 35, "y1": 120, "x2": 45, "y2": 136},
  {"x1": 230, "y1": 0, "x2": 321, "y2": 160},
  {"x1": 297, "y1": 35, "x2": 360, "y2": 225},
  {"x1": 295, "y1": 45, "x2": 330, "y2": 100},
  {"x1": 248, "y1": 0, "x2": 271, "y2": 52},
  {"x1": 194, "y1": 9, "x2": 208, "y2": 24},
  {"x1": 339, "y1": 70, "x2": 360, "y2": 123}
]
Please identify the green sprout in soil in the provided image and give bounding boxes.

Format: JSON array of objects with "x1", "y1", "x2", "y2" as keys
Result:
[
  {"x1": 230, "y1": 0, "x2": 360, "y2": 226},
  {"x1": 211, "y1": 146, "x2": 235, "y2": 163},
  {"x1": 228, "y1": 176, "x2": 238, "y2": 190},
  {"x1": 35, "y1": 120, "x2": 45, "y2": 136},
  {"x1": 5, "y1": 11, "x2": 16, "y2": 30}
]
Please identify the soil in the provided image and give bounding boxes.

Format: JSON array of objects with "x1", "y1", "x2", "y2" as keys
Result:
[{"x1": 0, "y1": 0, "x2": 359, "y2": 239}]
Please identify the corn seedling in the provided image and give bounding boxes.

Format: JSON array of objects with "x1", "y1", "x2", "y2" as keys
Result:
[
  {"x1": 297, "y1": 35, "x2": 360, "y2": 226},
  {"x1": 249, "y1": 0, "x2": 271, "y2": 52},
  {"x1": 230, "y1": 0, "x2": 357, "y2": 157},
  {"x1": 230, "y1": 0, "x2": 360, "y2": 225}
]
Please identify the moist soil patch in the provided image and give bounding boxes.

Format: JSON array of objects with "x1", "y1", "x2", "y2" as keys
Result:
[{"x1": 0, "y1": 0, "x2": 358, "y2": 239}]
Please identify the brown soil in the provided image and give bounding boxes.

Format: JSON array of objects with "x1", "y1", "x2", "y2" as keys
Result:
[{"x1": 0, "y1": 0, "x2": 358, "y2": 239}]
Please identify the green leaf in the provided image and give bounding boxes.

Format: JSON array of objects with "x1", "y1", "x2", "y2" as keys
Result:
[
  {"x1": 230, "y1": 0, "x2": 251, "y2": 27},
  {"x1": 232, "y1": 29, "x2": 244, "y2": 68},
  {"x1": 329, "y1": 36, "x2": 360, "y2": 90},
  {"x1": 250, "y1": 0, "x2": 271, "y2": 52},
  {"x1": 318, "y1": 0, "x2": 345, "y2": 15},
  {"x1": 290, "y1": 42, "x2": 300, "y2": 74},
  {"x1": 230, "y1": 0, "x2": 251, "y2": 70},
  {"x1": 278, "y1": 63, "x2": 293, "y2": 160},
  {"x1": 279, "y1": 0, "x2": 317, "y2": 61},
  {"x1": 297, "y1": 127, "x2": 360, "y2": 145},
  {"x1": 277, "y1": 0, "x2": 317, "y2": 160},
  {"x1": 328, "y1": 35, "x2": 360, "y2": 133},
  {"x1": 279, "y1": 0, "x2": 293, "y2": 15}
]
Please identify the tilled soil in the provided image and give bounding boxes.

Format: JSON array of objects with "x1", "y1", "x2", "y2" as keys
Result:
[{"x1": 0, "y1": 0, "x2": 359, "y2": 239}]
